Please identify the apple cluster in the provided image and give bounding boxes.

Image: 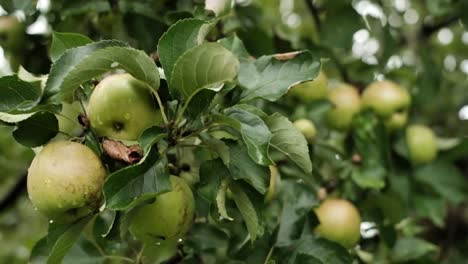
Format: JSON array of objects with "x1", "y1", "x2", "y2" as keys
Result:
[
  {"x1": 27, "y1": 74, "x2": 194, "y2": 241},
  {"x1": 289, "y1": 71, "x2": 439, "y2": 248}
]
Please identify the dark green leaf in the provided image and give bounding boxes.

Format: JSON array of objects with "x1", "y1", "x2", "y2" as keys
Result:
[
  {"x1": 139, "y1": 126, "x2": 167, "y2": 153},
  {"x1": 44, "y1": 41, "x2": 160, "y2": 103},
  {"x1": 280, "y1": 236, "x2": 352, "y2": 264},
  {"x1": 266, "y1": 113, "x2": 312, "y2": 173},
  {"x1": 239, "y1": 51, "x2": 320, "y2": 102},
  {"x1": 218, "y1": 35, "x2": 250, "y2": 59},
  {"x1": 198, "y1": 159, "x2": 227, "y2": 202},
  {"x1": 391, "y1": 237, "x2": 437, "y2": 262},
  {"x1": 103, "y1": 147, "x2": 171, "y2": 210},
  {"x1": 47, "y1": 215, "x2": 94, "y2": 264},
  {"x1": 413, "y1": 161, "x2": 467, "y2": 204},
  {"x1": 226, "y1": 142, "x2": 269, "y2": 194},
  {"x1": 225, "y1": 105, "x2": 272, "y2": 166},
  {"x1": 0, "y1": 75, "x2": 41, "y2": 113},
  {"x1": 170, "y1": 43, "x2": 239, "y2": 101},
  {"x1": 230, "y1": 181, "x2": 259, "y2": 241},
  {"x1": 276, "y1": 180, "x2": 318, "y2": 246},
  {"x1": 158, "y1": 18, "x2": 213, "y2": 82},
  {"x1": 13, "y1": 112, "x2": 58, "y2": 147}
]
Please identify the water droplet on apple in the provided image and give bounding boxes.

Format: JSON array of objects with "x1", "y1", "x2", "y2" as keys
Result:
[{"x1": 49, "y1": 220, "x2": 54, "y2": 224}]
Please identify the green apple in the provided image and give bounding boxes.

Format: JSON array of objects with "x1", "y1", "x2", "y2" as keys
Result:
[
  {"x1": 314, "y1": 199, "x2": 361, "y2": 248},
  {"x1": 294, "y1": 119, "x2": 317, "y2": 143},
  {"x1": 27, "y1": 141, "x2": 107, "y2": 222},
  {"x1": 87, "y1": 73, "x2": 162, "y2": 140},
  {"x1": 289, "y1": 70, "x2": 328, "y2": 102},
  {"x1": 362, "y1": 80, "x2": 411, "y2": 130},
  {"x1": 326, "y1": 83, "x2": 361, "y2": 131},
  {"x1": 406, "y1": 125, "x2": 438, "y2": 164},
  {"x1": 129, "y1": 176, "x2": 195, "y2": 242}
]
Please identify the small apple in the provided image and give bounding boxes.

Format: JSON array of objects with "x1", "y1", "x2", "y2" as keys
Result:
[
  {"x1": 314, "y1": 199, "x2": 361, "y2": 248},
  {"x1": 289, "y1": 70, "x2": 328, "y2": 102},
  {"x1": 294, "y1": 119, "x2": 317, "y2": 143},
  {"x1": 27, "y1": 141, "x2": 107, "y2": 222},
  {"x1": 406, "y1": 125, "x2": 438, "y2": 164},
  {"x1": 87, "y1": 74, "x2": 163, "y2": 141},
  {"x1": 362, "y1": 80, "x2": 410, "y2": 130},
  {"x1": 129, "y1": 176, "x2": 195, "y2": 242},
  {"x1": 326, "y1": 83, "x2": 361, "y2": 131}
]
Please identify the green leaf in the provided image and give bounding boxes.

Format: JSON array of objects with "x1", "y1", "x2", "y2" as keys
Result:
[
  {"x1": 266, "y1": 113, "x2": 312, "y2": 173},
  {"x1": 282, "y1": 236, "x2": 352, "y2": 264},
  {"x1": 103, "y1": 147, "x2": 171, "y2": 210},
  {"x1": 30, "y1": 237, "x2": 48, "y2": 264},
  {"x1": 198, "y1": 159, "x2": 227, "y2": 202},
  {"x1": 46, "y1": 215, "x2": 94, "y2": 264},
  {"x1": 413, "y1": 195, "x2": 446, "y2": 227},
  {"x1": 229, "y1": 182, "x2": 259, "y2": 241},
  {"x1": 13, "y1": 112, "x2": 58, "y2": 147},
  {"x1": 391, "y1": 237, "x2": 437, "y2": 262},
  {"x1": 0, "y1": 112, "x2": 34, "y2": 123},
  {"x1": 199, "y1": 132, "x2": 230, "y2": 165},
  {"x1": 44, "y1": 41, "x2": 160, "y2": 103},
  {"x1": 413, "y1": 160, "x2": 467, "y2": 204},
  {"x1": 276, "y1": 180, "x2": 318, "y2": 246},
  {"x1": 226, "y1": 142, "x2": 269, "y2": 194},
  {"x1": 239, "y1": 51, "x2": 320, "y2": 102},
  {"x1": 225, "y1": 105, "x2": 272, "y2": 166},
  {"x1": 170, "y1": 43, "x2": 239, "y2": 100},
  {"x1": 217, "y1": 179, "x2": 234, "y2": 221},
  {"x1": 218, "y1": 35, "x2": 250, "y2": 59},
  {"x1": 351, "y1": 112, "x2": 388, "y2": 189},
  {"x1": 158, "y1": 18, "x2": 213, "y2": 82},
  {"x1": 0, "y1": 75, "x2": 41, "y2": 113},
  {"x1": 50, "y1": 32, "x2": 93, "y2": 62},
  {"x1": 139, "y1": 126, "x2": 167, "y2": 153}
]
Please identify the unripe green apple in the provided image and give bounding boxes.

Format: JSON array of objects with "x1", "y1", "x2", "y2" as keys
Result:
[
  {"x1": 0, "y1": 16, "x2": 25, "y2": 52},
  {"x1": 294, "y1": 119, "x2": 317, "y2": 143},
  {"x1": 362, "y1": 80, "x2": 410, "y2": 130},
  {"x1": 27, "y1": 141, "x2": 107, "y2": 222},
  {"x1": 289, "y1": 70, "x2": 328, "y2": 102},
  {"x1": 314, "y1": 199, "x2": 361, "y2": 248},
  {"x1": 129, "y1": 176, "x2": 195, "y2": 242},
  {"x1": 326, "y1": 84, "x2": 361, "y2": 131},
  {"x1": 87, "y1": 74, "x2": 162, "y2": 141},
  {"x1": 406, "y1": 125, "x2": 438, "y2": 164}
]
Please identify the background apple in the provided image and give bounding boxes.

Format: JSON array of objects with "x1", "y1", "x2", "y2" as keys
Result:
[
  {"x1": 362, "y1": 80, "x2": 411, "y2": 130},
  {"x1": 129, "y1": 176, "x2": 195, "y2": 242},
  {"x1": 294, "y1": 118, "x2": 317, "y2": 143},
  {"x1": 314, "y1": 199, "x2": 361, "y2": 248},
  {"x1": 326, "y1": 83, "x2": 361, "y2": 131},
  {"x1": 27, "y1": 141, "x2": 107, "y2": 222},
  {"x1": 406, "y1": 125, "x2": 438, "y2": 164},
  {"x1": 87, "y1": 73, "x2": 163, "y2": 140},
  {"x1": 288, "y1": 70, "x2": 328, "y2": 102}
]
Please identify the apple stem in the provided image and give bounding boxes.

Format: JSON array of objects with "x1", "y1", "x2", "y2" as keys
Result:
[{"x1": 154, "y1": 92, "x2": 169, "y2": 125}]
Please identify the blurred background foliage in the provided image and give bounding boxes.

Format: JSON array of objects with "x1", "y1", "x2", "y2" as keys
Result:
[{"x1": 0, "y1": 0, "x2": 467, "y2": 263}]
